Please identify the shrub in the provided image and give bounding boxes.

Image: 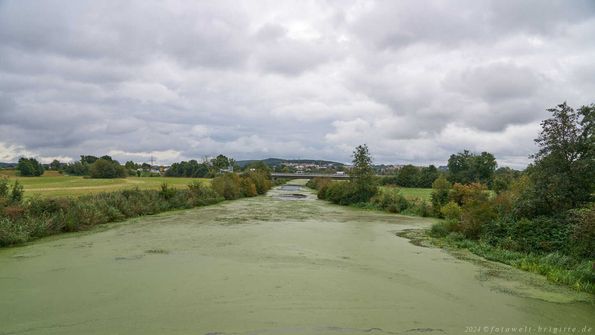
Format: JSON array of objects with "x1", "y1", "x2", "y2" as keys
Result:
[
  {"x1": 0, "y1": 177, "x2": 8, "y2": 198},
  {"x1": 306, "y1": 177, "x2": 331, "y2": 191},
  {"x1": 11, "y1": 181, "x2": 23, "y2": 203},
  {"x1": 0, "y1": 217, "x2": 28, "y2": 246},
  {"x1": 245, "y1": 171, "x2": 271, "y2": 195},
  {"x1": 371, "y1": 187, "x2": 409, "y2": 213},
  {"x1": 239, "y1": 178, "x2": 257, "y2": 197},
  {"x1": 449, "y1": 182, "x2": 488, "y2": 206},
  {"x1": 212, "y1": 173, "x2": 242, "y2": 200},
  {"x1": 460, "y1": 198, "x2": 496, "y2": 239},
  {"x1": 430, "y1": 222, "x2": 450, "y2": 237},
  {"x1": 512, "y1": 216, "x2": 571, "y2": 254},
  {"x1": 440, "y1": 201, "x2": 462, "y2": 221},
  {"x1": 159, "y1": 183, "x2": 177, "y2": 200},
  {"x1": 567, "y1": 206, "x2": 595, "y2": 258},
  {"x1": 405, "y1": 199, "x2": 433, "y2": 217},
  {"x1": 431, "y1": 175, "x2": 450, "y2": 215},
  {"x1": 325, "y1": 182, "x2": 358, "y2": 205},
  {"x1": 89, "y1": 158, "x2": 127, "y2": 178}
]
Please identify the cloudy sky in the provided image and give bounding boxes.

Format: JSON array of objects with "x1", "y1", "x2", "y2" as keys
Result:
[{"x1": 1, "y1": 0, "x2": 594, "y2": 168}]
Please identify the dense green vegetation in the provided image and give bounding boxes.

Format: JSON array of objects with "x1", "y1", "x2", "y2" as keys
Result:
[
  {"x1": 166, "y1": 155, "x2": 239, "y2": 178},
  {"x1": 447, "y1": 151, "x2": 496, "y2": 186},
  {"x1": 88, "y1": 157, "x2": 127, "y2": 178},
  {"x1": 16, "y1": 157, "x2": 44, "y2": 176},
  {"x1": 379, "y1": 164, "x2": 440, "y2": 188},
  {"x1": 310, "y1": 145, "x2": 378, "y2": 205},
  {"x1": 309, "y1": 102, "x2": 594, "y2": 293},
  {"x1": 166, "y1": 160, "x2": 210, "y2": 177}
]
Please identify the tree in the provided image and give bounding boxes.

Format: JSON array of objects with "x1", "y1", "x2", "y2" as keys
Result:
[
  {"x1": 447, "y1": 150, "x2": 496, "y2": 186},
  {"x1": 49, "y1": 159, "x2": 62, "y2": 171},
  {"x1": 396, "y1": 165, "x2": 419, "y2": 187},
  {"x1": 124, "y1": 161, "x2": 138, "y2": 170},
  {"x1": 16, "y1": 157, "x2": 44, "y2": 176},
  {"x1": 89, "y1": 158, "x2": 127, "y2": 178},
  {"x1": 418, "y1": 165, "x2": 439, "y2": 188},
  {"x1": 210, "y1": 154, "x2": 231, "y2": 172},
  {"x1": 63, "y1": 161, "x2": 88, "y2": 176},
  {"x1": 350, "y1": 144, "x2": 378, "y2": 202},
  {"x1": 80, "y1": 155, "x2": 98, "y2": 165},
  {"x1": 245, "y1": 161, "x2": 271, "y2": 177},
  {"x1": 431, "y1": 175, "x2": 451, "y2": 215},
  {"x1": 165, "y1": 160, "x2": 210, "y2": 177},
  {"x1": 523, "y1": 102, "x2": 594, "y2": 216}
]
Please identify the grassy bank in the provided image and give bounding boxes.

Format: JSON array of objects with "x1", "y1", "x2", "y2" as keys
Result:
[
  {"x1": 306, "y1": 178, "x2": 594, "y2": 294},
  {"x1": 400, "y1": 229, "x2": 594, "y2": 294},
  {"x1": 0, "y1": 171, "x2": 276, "y2": 247}
]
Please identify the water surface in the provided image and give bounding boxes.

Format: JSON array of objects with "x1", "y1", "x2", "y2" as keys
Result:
[{"x1": 0, "y1": 180, "x2": 592, "y2": 334}]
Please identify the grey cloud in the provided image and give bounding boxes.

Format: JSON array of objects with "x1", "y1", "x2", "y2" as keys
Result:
[
  {"x1": 444, "y1": 62, "x2": 542, "y2": 102},
  {"x1": 0, "y1": 1, "x2": 593, "y2": 167}
]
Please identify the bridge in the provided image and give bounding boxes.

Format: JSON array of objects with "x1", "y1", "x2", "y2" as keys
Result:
[{"x1": 270, "y1": 172, "x2": 350, "y2": 180}]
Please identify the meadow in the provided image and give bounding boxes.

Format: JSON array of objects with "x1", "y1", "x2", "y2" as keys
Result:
[
  {"x1": 0, "y1": 170, "x2": 209, "y2": 198},
  {"x1": 381, "y1": 186, "x2": 433, "y2": 202}
]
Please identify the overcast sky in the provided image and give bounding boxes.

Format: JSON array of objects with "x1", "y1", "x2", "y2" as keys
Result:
[{"x1": 1, "y1": 1, "x2": 594, "y2": 168}]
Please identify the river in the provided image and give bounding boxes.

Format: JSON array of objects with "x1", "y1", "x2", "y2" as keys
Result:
[{"x1": 0, "y1": 180, "x2": 593, "y2": 334}]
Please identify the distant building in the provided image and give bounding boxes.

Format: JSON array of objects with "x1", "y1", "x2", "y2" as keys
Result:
[{"x1": 219, "y1": 165, "x2": 234, "y2": 173}]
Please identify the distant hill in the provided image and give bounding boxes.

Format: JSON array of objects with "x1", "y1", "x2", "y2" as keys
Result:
[
  {"x1": 236, "y1": 158, "x2": 344, "y2": 168},
  {"x1": 0, "y1": 162, "x2": 17, "y2": 169}
]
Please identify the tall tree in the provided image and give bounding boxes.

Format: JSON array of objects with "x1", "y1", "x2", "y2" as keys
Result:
[
  {"x1": 350, "y1": 144, "x2": 378, "y2": 202},
  {"x1": 524, "y1": 102, "x2": 594, "y2": 215},
  {"x1": 447, "y1": 150, "x2": 496, "y2": 185}
]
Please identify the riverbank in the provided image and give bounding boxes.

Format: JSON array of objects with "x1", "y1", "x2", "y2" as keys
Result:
[
  {"x1": 0, "y1": 171, "x2": 279, "y2": 247},
  {"x1": 398, "y1": 229, "x2": 594, "y2": 294},
  {"x1": 305, "y1": 181, "x2": 594, "y2": 295}
]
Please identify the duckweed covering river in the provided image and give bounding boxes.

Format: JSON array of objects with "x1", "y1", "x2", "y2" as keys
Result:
[{"x1": 0, "y1": 180, "x2": 593, "y2": 334}]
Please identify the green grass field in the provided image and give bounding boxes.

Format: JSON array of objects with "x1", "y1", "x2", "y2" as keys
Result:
[
  {"x1": 0, "y1": 170, "x2": 209, "y2": 198},
  {"x1": 381, "y1": 186, "x2": 433, "y2": 202}
]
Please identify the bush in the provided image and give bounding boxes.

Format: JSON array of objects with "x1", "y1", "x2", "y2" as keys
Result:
[
  {"x1": 306, "y1": 177, "x2": 331, "y2": 191},
  {"x1": 0, "y1": 177, "x2": 9, "y2": 198},
  {"x1": 405, "y1": 199, "x2": 432, "y2": 217},
  {"x1": 440, "y1": 201, "x2": 462, "y2": 221},
  {"x1": 212, "y1": 173, "x2": 241, "y2": 200},
  {"x1": 371, "y1": 187, "x2": 409, "y2": 213},
  {"x1": 567, "y1": 206, "x2": 595, "y2": 259},
  {"x1": 245, "y1": 171, "x2": 271, "y2": 195},
  {"x1": 159, "y1": 183, "x2": 177, "y2": 200},
  {"x1": 460, "y1": 198, "x2": 496, "y2": 239},
  {"x1": 11, "y1": 181, "x2": 23, "y2": 203},
  {"x1": 430, "y1": 222, "x2": 450, "y2": 237},
  {"x1": 0, "y1": 217, "x2": 28, "y2": 246},
  {"x1": 431, "y1": 175, "x2": 451, "y2": 215},
  {"x1": 89, "y1": 159, "x2": 127, "y2": 178},
  {"x1": 240, "y1": 178, "x2": 257, "y2": 197},
  {"x1": 449, "y1": 182, "x2": 489, "y2": 206},
  {"x1": 325, "y1": 182, "x2": 359, "y2": 205},
  {"x1": 212, "y1": 171, "x2": 274, "y2": 200},
  {"x1": 511, "y1": 216, "x2": 571, "y2": 254}
]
